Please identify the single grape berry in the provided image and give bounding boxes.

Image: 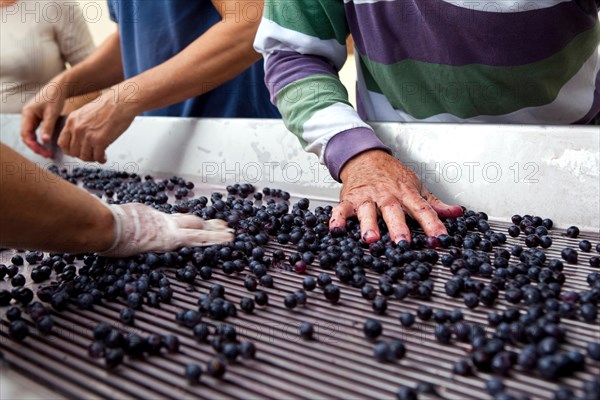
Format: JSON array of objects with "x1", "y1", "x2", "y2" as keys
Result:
[
  {"x1": 425, "y1": 236, "x2": 440, "y2": 249},
  {"x1": 254, "y1": 291, "x2": 269, "y2": 306},
  {"x1": 119, "y1": 308, "x2": 135, "y2": 325},
  {"x1": 94, "y1": 322, "x2": 112, "y2": 341},
  {"x1": 485, "y1": 378, "x2": 505, "y2": 395},
  {"x1": 294, "y1": 290, "x2": 307, "y2": 306},
  {"x1": 299, "y1": 322, "x2": 314, "y2": 340},
  {"x1": 294, "y1": 260, "x2": 307, "y2": 274},
  {"x1": 260, "y1": 274, "x2": 274, "y2": 288},
  {"x1": 389, "y1": 340, "x2": 406, "y2": 360},
  {"x1": 11, "y1": 274, "x2": 26, "y2": 287},
  {"x1": 372, "y1": 297, "x2": 387, "y2": 314},
  {"x1": 565, "y1": 226, "x2": 580, "y2": 238},
  {"x1": 193, "y1": 323, "x2": 210, "y2": 341},
  {"x1": 182, "y1": 310, "x2": 201, "y2": 327},
  {"x1": 323, "y1": 284, "x2": 341, "y2": 304},
  {"x1": 185, "y1": 363, "x2": 202, "y2": 383},
  {"x1": 561, "y1": 247, "x2": 578, "y2": 264},
  {"x1": 163, "y1": 335, "x2": 180, "y2": 353},
  {"x1": 240, "y1": 297, "x2": 255, "y2": 313},
  {"x1": 373, "y1": 342, "x2": 391, "y2": 362},
  {"x1": 88, "y1": 342, "x2": 106, "y2": 358},
  {"x1": 434, "y1": 324, "x2": 452, "y2": 344},
  {"x1": 433, "y1": 310, "x2": 449, "y2": 324},
  {"x1": 508, "y1": 225, "x2": 520, "y2": 237},
  {"x1": 463, "y1": 293, "x2": 479, "y2": 309},
  {"x1": 399, "y1": 312, "x2": 415, "y2": 327},
  {"x1": 240, "y1": 342, "x2": 256, "y2": 359},
  {"x1": 9, "y1": 320, "x2": 29, "y2": 341},
  {"x1": 363, "y1": 318, "x2": 382, "y2": 340},
  {"x1": 318, "y1": 273, "x2": 332, "y2": 287},
  {"x1": 416, "y1": 305, "x2": 433, "y2": 321},
  {"x1": 361, "y1": 285, "x2": 377, "y2": 300},
  {"x1": 396, "y1": 386, "x2": 418, "y2": 400},
  {"x1": 222, "y1": 343, "x2": 240, "y2": 362},
  {"x1": 579, "y1": 240, "x2": 592, "y2": 252},
  {"x1": 10, "y1": 255, "x2": 24, "y2": 266},
  {"x1": 303, "y1": 276, "x2": 316, "y2": 291},
  {"x1": 36, "y1": 315, "x2": 54, "y2": 334},
  {"x1": 143, "y1": 334, "x2": 163, "y2": 355},
  {"x1": 105, "y1": 348, "x2": 124, "y2": 369},
  {"x1": 452, "y1": 360, "x2": 471, "y2": 376},
  {"x1": 284, "y1": 294, "x2": 297, "y2": 309},
  {"x1": 206, "y1": 357, "x2": 226, "y2": 378},
  {"x1": 244, "y1": 276, "x2": 258, "y2": 292},
  {"x1": 525, "y1": 234, "x2": 539, "y2": 248},
  {"x1": 587, "y1": 342, "x2": 600, "y2": 361},
  {"x1": 6, "y1": 307, "x2": 21, "y2": 321}
]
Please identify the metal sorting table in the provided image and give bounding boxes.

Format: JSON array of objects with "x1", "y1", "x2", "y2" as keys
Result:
[
  {"x1": 0, "y1": 205, "x2": 599, "y2": 399},
  {"x1": 0, "y1": 115, "x2": 599, "y2": 399}
]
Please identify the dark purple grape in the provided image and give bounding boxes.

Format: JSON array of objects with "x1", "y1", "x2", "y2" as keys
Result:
[{"x1": 565, "y1": 226, "x2": 580, "y2": 238}]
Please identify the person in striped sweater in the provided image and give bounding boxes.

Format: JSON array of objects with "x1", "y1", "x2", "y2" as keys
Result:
[{"x1": 255, "y1": 0, "x2": 600, "y2": 244}]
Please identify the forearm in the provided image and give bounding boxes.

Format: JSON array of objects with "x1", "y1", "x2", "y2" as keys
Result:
[
  {"x1": 116, "y1": 13, "x2": 261, "y2": 115},
  {"x1": 55, "y1": 31, "x2": 124, "y2": 98},
  {"x1": 0, "y1": 144, "x2": 114, "y2": 252},
  {"x1": 62, "y1": 91, "x2": 102, "y2": 114}
]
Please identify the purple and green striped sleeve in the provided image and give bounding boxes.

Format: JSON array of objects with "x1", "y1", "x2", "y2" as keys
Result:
[{"x1": 254, "y1": 0, "x2": 390, "y2": 182}]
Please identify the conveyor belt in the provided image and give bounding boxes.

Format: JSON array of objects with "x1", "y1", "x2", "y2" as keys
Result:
[{"x1": 1, "y1": 190, "x2": 599, "y2": 400}]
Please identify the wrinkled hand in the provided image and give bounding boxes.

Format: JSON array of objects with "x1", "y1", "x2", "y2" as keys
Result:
[
  {"x1": 21, "y1": 81, "x2": 67, "y2": 158},
  {"x1": 57, "y1": 91, "x2": 135, "y2": 163},
  {"x1": 100, "y1": 203, "x2": 234, "y2": 257},
  {"x1": 329, "y1": 150, "x2": 463, "y2": 244}
]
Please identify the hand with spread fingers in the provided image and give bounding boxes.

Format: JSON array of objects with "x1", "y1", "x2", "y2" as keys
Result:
[
  {"x1": 329, "y1": 149, "x2": 463, "y2": 244},
  {"x1": 56, "y1": 90, "x2": 136, "y2": 163},
  {"x1": 100, "y1": 203, "x2": 234, "y2": 258}
]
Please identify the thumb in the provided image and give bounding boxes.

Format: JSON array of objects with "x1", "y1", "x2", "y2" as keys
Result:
[{"x1": 40, "y1": 107, "x2": 60, "y2": 143}]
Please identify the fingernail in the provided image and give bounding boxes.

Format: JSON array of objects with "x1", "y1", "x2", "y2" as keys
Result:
[
  {"x1": 394, "y1": 234, "x2": 408, "y2": 243},
  {"x1": 363, "y1": 230, "x2": 376, "y2": 241}
]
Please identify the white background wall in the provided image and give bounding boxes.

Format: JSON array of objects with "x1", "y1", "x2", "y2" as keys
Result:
[{"x1": 75, "y1": 0, "x2": 358, "y2": 107}]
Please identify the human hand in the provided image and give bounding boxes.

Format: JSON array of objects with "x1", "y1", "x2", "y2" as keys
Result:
[
  {"x1": 329, "y1": 150, "x2": 463, "y2": 244},
  {"x1": 21, "y1": 81, "x2": 68, "y2": 158},
  {"x1": 57, "y1": 90, "x2": 136, "y2": 163},
  {"x1": 100, "y1": 203, "x2": 234, "y2": 258}
]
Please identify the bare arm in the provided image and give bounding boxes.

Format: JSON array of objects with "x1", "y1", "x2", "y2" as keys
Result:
[
  {"x1": 21, "y1": 31, "x2": 124, "y2": 157},
  {"x1": 119, "y1": 0, "x2": 263, "y2": 114},
  {"x1": 0, "y1": 143, "x2": 114, "y2": 252},
  {"x1": 0, "y1": 144, "x2": 233, "y2": 255},
  {"x1": 54, "y1": 30, "x2": 124, "y2": 99},
  {"x1": 56, "y1": 0, "x2": 266, "y2": 163},
  {"x1": 62, "y1": 92, "x2": 102, "y2": 114}
]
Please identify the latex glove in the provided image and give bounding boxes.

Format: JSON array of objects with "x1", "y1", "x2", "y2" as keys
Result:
[
  {"x1": 329, "y1": 149, "x2": 463, "y2": 244},
  {"x1": 100, "y1": 203, "x2": 234, "y2": 257},
  {"x1": 57, "y1": 90, "x2": 136, "y2": 163}
]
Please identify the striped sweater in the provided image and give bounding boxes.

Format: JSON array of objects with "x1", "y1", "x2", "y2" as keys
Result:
[{"x1": 254, "y1": 0, "x2": 600, "y2": 181}]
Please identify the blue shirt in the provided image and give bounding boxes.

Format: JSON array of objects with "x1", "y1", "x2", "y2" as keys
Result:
[{"x1": 108, "y1": 0, "x2": 280, "y2": 118}]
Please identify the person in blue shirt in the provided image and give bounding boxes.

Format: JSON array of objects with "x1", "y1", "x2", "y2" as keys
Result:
[{"x1": 21, "y1": 0, "x2": 279, "y2": 163}]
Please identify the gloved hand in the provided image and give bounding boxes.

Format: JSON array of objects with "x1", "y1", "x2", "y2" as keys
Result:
[{"x1": 99, "y1": 203, "x2": 234, "y2": 257}]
